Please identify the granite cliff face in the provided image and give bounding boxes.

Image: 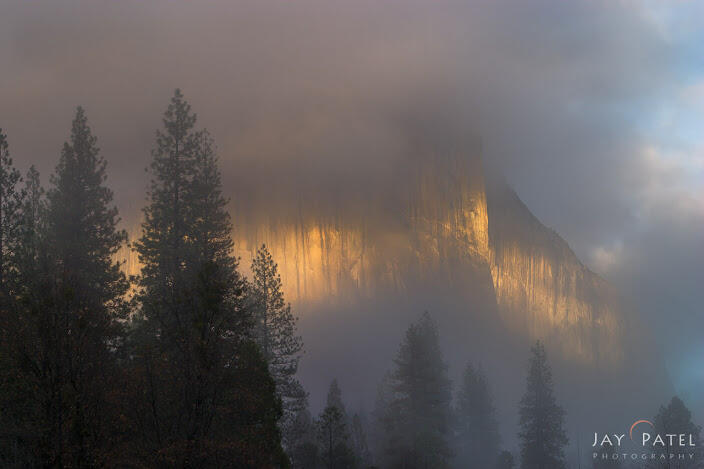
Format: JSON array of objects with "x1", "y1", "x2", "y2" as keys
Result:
[
  {"x1": 233, "y1": 152, "x2": 495, "y2": 309},
  {"x1": 231, "y1": 152, "x2": 626, "y2": 368},
  {"x1": 486, "y1": 183, "x2": 625, "y2": 367},
  {"x1": 118, "y1": 150, "x2": 627, "y2": 369}
]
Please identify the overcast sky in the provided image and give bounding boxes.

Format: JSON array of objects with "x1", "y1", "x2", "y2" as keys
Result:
[{"x1": 2, "y1": 0, "x2": 702, "y2": 407}]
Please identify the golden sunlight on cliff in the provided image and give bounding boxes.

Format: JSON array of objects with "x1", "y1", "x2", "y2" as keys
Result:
[
  {"x1": 237, "y1": 223, "x2": 371, "y2": 303},
  {"x1": 232, "y1": 151, "x2": 491, "y2": 306},
  {"x1": 115, "y1": 151, "x2": 625, "y2": 369},
  {"x1": 487, "y1": 186, "x2": 625, "y2": 368},
  {"x1": 489, "y1": 244, "x2": 624, "y2": 366}
]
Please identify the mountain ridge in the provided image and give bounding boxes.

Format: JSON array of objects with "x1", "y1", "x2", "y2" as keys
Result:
[{"x1": 116, "y1": 150, "x2": 630, "y2": 371}]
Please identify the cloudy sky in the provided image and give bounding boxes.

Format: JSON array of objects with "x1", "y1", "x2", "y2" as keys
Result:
[{"x1": 1, "y1": 0, "x2": 702, "y2": 407}]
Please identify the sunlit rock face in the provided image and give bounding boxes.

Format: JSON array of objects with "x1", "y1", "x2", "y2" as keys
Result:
[
  {"x1": 233, "y1": 151, "x2": 494, "y2": 310},
  {"x1": 118, "y1": 148, "x2": 626, "y2": 369},
  {"x1": 232, "y1": 151, "x2": 626, "y2": 368},
  {"x1": 486, "y1": 183, "x2": 625, "y2": 368}
]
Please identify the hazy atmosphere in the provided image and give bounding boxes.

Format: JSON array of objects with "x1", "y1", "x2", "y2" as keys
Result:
[{"x1": 1, "y1": 1, "x2": 703, "y2": 467}]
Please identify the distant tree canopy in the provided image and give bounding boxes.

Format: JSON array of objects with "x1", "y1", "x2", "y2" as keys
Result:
[
  {"x1": 376, "y1": 311, "x2": 453, "y2": 469},
  {"x1": 518, "y1": 341, "x2": 569, "y2": 469},
  {"x1": 455, "y1": 362, "x2": 500, "y2": 468},
  {"x1": 649, "y1": 396, "x2": 701, "y2": 469},
  {"x1": 288, "y1": 405, "x2": 319, "y2": 469},
  {"x1": 0, "y1": 128, "x2": 23, "y2": 292},
  {"x1": 251, "y1": 244, "x2": 306, "y2": 448}
]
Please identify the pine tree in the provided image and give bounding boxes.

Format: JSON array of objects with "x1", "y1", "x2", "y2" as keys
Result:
[
  {"x1": 288, "y1": 405, "x2": 320, "y2": 469},
  {"x1": 0, "y1": 130, "x2": 31, "y2": 466},
  {"x1": 380, "y1": 312, "x2": 452, "y2": 469},
  {"x1": 326, "y1": 379, "x2": 348, "y2": 420},
  {"x1": 15, "y1": 166, "x2": 44, "y2": 283},
  {"x1": 0, "y1": 166, "x2": 46, "y2": 468},
  {"x1": 135, "y1": 90, "x2": 247, "y2": 349},
  {"x1": 319, "y1": 406, "x2": 348, "y2": 469},
  {"x1": 318, "y1": 380, "x2": 355, "y2": 469},
  {"x1": 372, "y1": 372, "x2": 394, "y2": 464},
  {"x1": 136, "y1": 88, "x2": 202, "y2": 331},
  {"x1": 47, "y1": 107, "x2": 127, "y2": 286},
  {"x1": 1, "y1": 108, "x2": 131, "y2": 466},
  {"x1": 455, "y1": 362, "x2": 500, "y2": 468},
  {"x1": 131, "y1": 89, "x2": 286, "y2": 466},
  {"x1": 350, "y1": 413, "x2": 372, "y2": 468},
  {"x1": 219, "y1": 341, "x2": 289, "y2": 468},
  {"x1": 649, "y1": 396, "x2": 701, "y2": 469},
  {"x1": 251, "y1": 244, "x2": 306, "y2": 444},
  {"x1": 0, "y1": 129, "x2": 23, "y2": 295},
  {"x1": 47, "y1": 107, "x2": 129, "y2": 465},
  {"x1": 518, "y1": 341, "x2": 568, "y2": 469}
]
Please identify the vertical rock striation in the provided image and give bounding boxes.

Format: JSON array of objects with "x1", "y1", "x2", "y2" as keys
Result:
[
  {"x1": 122, "y1": 148, "x2": 629, "y2": 370},
  {"x1": 486, "y1": 182, "x2": 625, "y2": 368},
  {"x1": 233, "y1": 150, "x2": 496, "y2": 311}
]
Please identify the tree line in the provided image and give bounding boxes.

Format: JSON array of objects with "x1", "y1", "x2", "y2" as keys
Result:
[
  {"x1": 0, "y1": 90, "x2": 700, "y2": 468},
  {"x1": 302, "y1": 312, "x2": 702, "y2": 469},
  {"x1": 0, "y1": 91, "x2": 305, "y2": 467}
]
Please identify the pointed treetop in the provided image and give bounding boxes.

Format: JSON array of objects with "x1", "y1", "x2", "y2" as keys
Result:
[
  {"x1": 417, "y1": 310, "x2": 438, "y2": 334},
  {"x1": 0, "y1": 128, "x2": 8, "y2": 154},
  {"x1": 252, "y1": 244, "x2": 284, "y2": 293},
  {"x1": 0, "y1": 128, "x2": 21, "y2": 183},
  {"x1": 0, "y1": 128, "x2": 21, "y2": 184},
  {"x1": 163, "y1": 88, "x2": 197, "y2": 141},
  {"x1": 69, "y1": 106, "x2": 99, "y2": 155},
  {"x1": 519, "y1": 340, "x2": 568, "y2": 469},
  {"x1": 327, "y1": 378, "x2": 346, "y2": 415}
]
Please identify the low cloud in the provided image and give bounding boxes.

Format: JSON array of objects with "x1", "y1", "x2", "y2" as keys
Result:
[{"x1": 2, "y1": 0, "x2": 702, "y2": 413}]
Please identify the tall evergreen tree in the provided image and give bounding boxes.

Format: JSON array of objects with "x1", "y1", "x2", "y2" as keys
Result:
[
  {"x1": 649, "y1": 396, "x2": 701, "y2": 469},
  {"x1": 0, "y1": 166, "x2": 46, "y2": 468},
  {"x1": 518, "y1": 341, "x2": 568, "y2": 469},
  {"x1": 326, "y1": 379, "x2": 348, "y2": 421},
  {"x1": 0, "y1": 130, "x2": 30, "y2": 465},
  {"x1": 251, "y1": 244, "x2": 306, "y2": 444},
  {"x1": 371, "y1": 372, "x2": 394, "y2": 464},
  {"x1": 350, "y1": 412, "x2": 372, "y2": 468},
  {"x1": 317, "y1": 379, "x2": 355, "y2": 469},
  {"x1": 136, "y1": 88, "x2": 201, "y2": 328},
  {"x1": 45, "y1": 107, "x2": 129, "y2": 466},
  {"x1": 0, "y1": 129, "x2": 23, "y2": 294},
  {"x1": 455, "y1": 362, "x2": 500, "y2": 468},
  {"x1": 131, "y1": 89, "x2": 286, "y2": 466},
  {"x1": 288, "y1": 405, "x2": 320, "y2": 469},
  {"x1": 0, "y1": 109, "x2": 129, "y2": 466},
  {"x1": 318, "y1": 406, "x2": 349, "y2": 469},
  {"x1": 47, "y1": 107, "x2": 128, "y2": 299},
  {"x1": 15, "y1": 166, "x2": 44, "y2": 283},
  {"x1": 379, "y1": 312, "x2": 453, "y2": 469}
]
